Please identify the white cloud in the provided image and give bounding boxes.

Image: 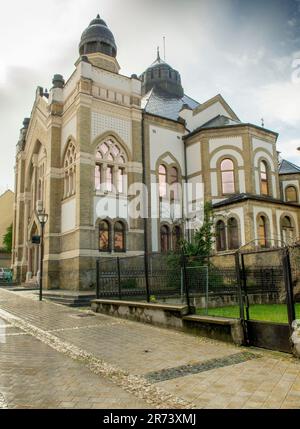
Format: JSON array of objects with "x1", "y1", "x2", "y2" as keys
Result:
[{"x1": 258, "y1": 81, "x2": 300, "y2": 126}]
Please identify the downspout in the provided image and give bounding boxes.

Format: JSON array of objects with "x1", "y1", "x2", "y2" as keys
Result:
[
  {"x1": 183, "y1": 132, "x2": 190, "y2": 242},
  {"x1": 141, "y1": 113, "x2": 150, "y2": 301}
]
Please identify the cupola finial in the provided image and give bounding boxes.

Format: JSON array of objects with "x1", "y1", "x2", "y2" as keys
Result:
[{"x1": 157, "y1": 46, "x2": 160, "y2": 61}]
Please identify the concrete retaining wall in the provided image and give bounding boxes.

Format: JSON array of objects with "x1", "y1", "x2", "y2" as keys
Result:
[{"x1": 91, "y1": 299, "x2": 245, "y2": 345}]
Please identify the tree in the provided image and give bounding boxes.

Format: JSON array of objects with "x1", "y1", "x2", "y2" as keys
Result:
[
  {"x1": 3, "y1": 224, "x2": 12, "y2": 253},
  {"x1": 181, "y1": 201, "x2": 214, "y2": 260}
]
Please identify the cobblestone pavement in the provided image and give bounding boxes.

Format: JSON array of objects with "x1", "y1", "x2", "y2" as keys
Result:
[{"x1": 0, "y1": 288, "x2": 300, "y2": 409}]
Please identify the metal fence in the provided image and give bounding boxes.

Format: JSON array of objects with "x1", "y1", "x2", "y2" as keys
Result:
[{"x1": 95, "y1": 250, "x2": 295, "y2": 313}]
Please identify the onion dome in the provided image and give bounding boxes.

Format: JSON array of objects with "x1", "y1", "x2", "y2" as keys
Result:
[
  {"x1": 140, "y1": 48, "x2": 184, "y2": 97},
  {"x1": 79, "y1": 14, "x2": 117, "y2": 58}
]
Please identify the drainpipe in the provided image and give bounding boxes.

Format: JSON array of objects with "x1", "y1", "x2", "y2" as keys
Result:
[
  {"x1": 183, "y1": 134, "x2": 190, "y2": 242},
  {"x1": 141, "y1": 113, "x2": 150, "y2": 302}
]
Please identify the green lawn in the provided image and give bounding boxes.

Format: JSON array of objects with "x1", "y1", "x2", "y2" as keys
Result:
[{"x1": 197, "y1": 304, "x2": 300, "y2": 323}]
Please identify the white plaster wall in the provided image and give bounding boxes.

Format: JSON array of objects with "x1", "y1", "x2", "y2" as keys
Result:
[
  {"x1": 93, "y1": 194, "x2": 129, "y2": 224},
  {"x1": 180, "y1": 101, "x2": 230, "y2": 131},
  {"x1": 238, "y1": 170, "x2": 246, "y2": 193},
  {"x1": 61, "y1": 198, "x2": 76, "y2": 233},
  {"x1": 252, "y1": 138, "x2": 274, "y2": 155},
  {"x1": 210, "y1": 148, "x2": 244, "y2": 168},
  {"x1": 91, "y1": 111, "x2": 132, "y2": 152},
  {"x1": 253, "y1": 151, "x2": 275, "y2": 171},
  {"x1": 149, "y1": 126, "x2": 184, "y2": 171},
  {"x1": 209, "y1": 136, "x2": 243, "y2": 153},
  {"x1": 210, "y1": 172, "x2": 218, "y2": 196},
  {"x1": 61, "y1": 115, "x2": 77, "y2": 157},
  {"x1": 186, "y1": 142, "x2": 201, "y2": 174},
  {"x1": 272, "y1": 175, "x2": 277, "y2": 198}
]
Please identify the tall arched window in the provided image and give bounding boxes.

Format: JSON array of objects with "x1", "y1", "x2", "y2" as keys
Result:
[
  {"x1": 99, "y1": 220, "x2": 110, "y2": 252},
  {"x1": 281, "y1": 216, "x2": 294, "y2": 244},
  {"x1": 160, "y1": 225, "x2": 170, "y2": 252},
  {"x1": 216, "y1": 220, "x2": 227, "y2": 251},
  {"x1": 63, "y1": 141, "x2": 77, "y2": 198},
  {"x1": 114, "y1": 221, "x2": 125, "y2": 252},
  {"x1": 159, "y1": 165, "x2": 167, "y2": 197},
  {"x1": 95, "y1": 139, "x2": 127, "y2": 193},
  {"x1": 258, "y1": 216, "x2": 267, "y2": 247},
  {"x1": 285, "y1": 186, "x2": 297, "y2": 202},
  {"x1": 169, "y1": 166, "x2": 179, "y2": 199},
  {"x1": 228, "y1": 218, "x2": 239, "y2": 250},
  {"x1": 172, "y1": 225, "x2": 182, "y2": 251},
  {"x1": 221, "y1": 159, "x2": 235, "y2": 194},
  {"x1": 260, "y1": 161, "x2": 269, "y2": 196}
]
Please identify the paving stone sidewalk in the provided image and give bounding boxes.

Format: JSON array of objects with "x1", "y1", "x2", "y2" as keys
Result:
[{"x1": 0, "y1": 288, "x2": 300, "y2": 409}]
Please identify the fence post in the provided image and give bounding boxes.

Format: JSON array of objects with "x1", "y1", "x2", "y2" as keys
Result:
[
  {"x1": 144, "y1": 252, "x2": 150, "y2": 302},
  {"x1": 117, "y1": 257, "x2": 122, "y2": 300},
  {"x1": 282, "y1": 247, "x2": 296, "y2": 331},
  {"x1": 181, "y1": 251, "x2": 191, "y2": 313},
  {"x1": 235, "y1": 251, "x2": 249, "y2": 345},
  {"x1": 96, "y1": 259, "x2": 100, "y2": 299}
]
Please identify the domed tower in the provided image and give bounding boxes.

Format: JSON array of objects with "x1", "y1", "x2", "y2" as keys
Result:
[
  {"x1": 140, "y1": 48, "x2": 184, "y2": 98},
  {"x1": 79, "y1": 14, "x2": 119, "y2": 72}
]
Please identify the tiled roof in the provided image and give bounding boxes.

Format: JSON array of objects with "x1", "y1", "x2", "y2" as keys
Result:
[
  {"x1": 279, "y1": 159, "x2": 300, "y2": 175},
  {"x1": 213, "y1": 193, "x2": 299, "y2": 208},
  {"x1": 141, "y1": 88, "x2": 199, "y2": 122},
  {"x1": 200, "y1": 115, "x2": 241, "y2": 129}
]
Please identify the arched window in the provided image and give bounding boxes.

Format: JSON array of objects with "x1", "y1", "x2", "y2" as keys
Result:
[
  {"x1": 228, "y1": 218, "x2": 239, "y2": 250},
  {"x1": 281, "y1": 216, "x2": 294, "y2": 244},
  {"x1": 95, "y1": 139, "x2": 127, "y2": 193},
  {"x1": 160, "y1": 225, "x2": 170, "y2": 252},
  {"x1": 172, "y1": 225, "x2": 182, "y2": 251},
  {"x1": 285, "y1": 186, "x2": 297, "y2": 202},
  {"x1": 216, "y1": 220, "x2": 227, "y2": 251},
  {"x1": 99, "y1": 220, "x2": 110, "y2": 252},
  {"x1": 260, "y1": 161, "x2": 269, "y2": 196},
  {"x1": 64, "y1": 141, "x2": 77, "y2": 198},
  {"x1": 258, "y1": 216, "x2": 268, "y2": 247},
  {"x1": 158, "y1": 165, "x2": 167, "y2": 197},
  {"x1": 169, "y1": 166, "x2": 179, "y2": 200},
  {"x1": 114, "y1": 221, "x2": 125, "y2": 252},
  {"x1": 221, "y1": 159, "x2": 235, "y2": 194}
]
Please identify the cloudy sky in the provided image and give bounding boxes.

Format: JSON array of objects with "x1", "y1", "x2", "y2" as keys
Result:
[{"x1": 0, "y1": 0, "x2": 300, "y2": 195}]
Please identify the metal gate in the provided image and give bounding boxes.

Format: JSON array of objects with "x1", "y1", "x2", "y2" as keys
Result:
[{"x1": 236, "y1": 246, "x2": 296, "y2": 354}]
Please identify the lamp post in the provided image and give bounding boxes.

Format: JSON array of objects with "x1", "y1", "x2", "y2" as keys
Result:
[{"x1": 37, "y1": 210, "x2": 48, "y2": 301}]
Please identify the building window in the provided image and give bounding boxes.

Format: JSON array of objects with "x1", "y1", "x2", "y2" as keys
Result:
[
  {"x1": 95, "y1": 139, "x2": 127, "y2": 193},
  {"x1": 172, "y1": 225, "x2": 182, "y2": 251},
  {"x1": 114, "y1": 221, "x2": 125, "y2": 252},
  {"x1": 285, "y1": 186, "x2": 297, "y2": 202},
  {"x1": 221, "y1": 159, "x2": 235, "y2": 194},
  {"x1": 169, "y1": 166, "x2": 179, "y2": 199},
  {"x1": 228, "y1": 218, "x2": 239, "y2": 250},
  {"x1": 160, "y1": 225, "x2": 170, "y2": 252},
  {"x1": 281, "y1": 216, "x2": 294, "y2": 244},
  {"x1": 258, "y1": 216, "x2": 268, "y2": 247},
  {"x1": 63, "y1": 141, "x2": 77, "y2": 198},
  {"x1": 159, "y1": 165, "x2": 167, "y2": 197},
  {"x1": 216, "y1": 220, "x2": 227, "y2": 251},
  {"x1": 260, "y1": 161, "x2": 269, "y2": 196},
  {"x1": 99, "y1": 220, "x2": 110, "y2": 252}
]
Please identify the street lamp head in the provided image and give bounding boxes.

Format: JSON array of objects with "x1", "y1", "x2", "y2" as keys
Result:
[{"x1": 37, "y1": 211, "x2": 48, "y2": 225}]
